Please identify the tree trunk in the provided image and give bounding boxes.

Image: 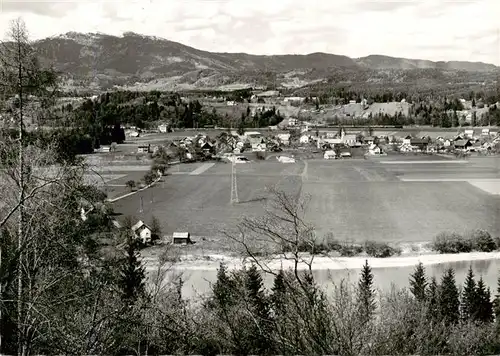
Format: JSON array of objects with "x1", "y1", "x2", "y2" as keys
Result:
[{"x1": 16, "y1": 25, "x2": 26, "y2": 356}]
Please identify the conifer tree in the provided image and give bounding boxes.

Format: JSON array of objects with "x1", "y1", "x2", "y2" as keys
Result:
[
  {"x1": 211, "y1": 262, "x2": 235, "y2": 309},
  {"x1": 438, "y1": 268, "x2": 460, "y2": 324},
  {"x1": 409, "y1": 262, "x2": 427, "y2": 302},
  {"x1": 461, "y1": 265, "x2": 477, "y2": 321},
  {"x1": 119, "y1": 236, "x2": 147, "y2": 304},
  {"x1": 244, "y1": 265, "x2": 272, "y2": 354},
  {"x1": 357, "y1": 260, "x2": 376, "y2": 322},
  {"x1": 271, "y1": 269, "x2": 287, "y2": 315},
  {"x1": 476, "y1": 277, "x2": 494, "y2": 323},
  {"x1": 245, "y1": 264, "x2": 269, "y2": 319},
  {"x1": 493, "y1": 277, "x2": 500, "y2": 331},
  {"x1": 426, "y1": 276, "x2": 440, "y2": 322}
]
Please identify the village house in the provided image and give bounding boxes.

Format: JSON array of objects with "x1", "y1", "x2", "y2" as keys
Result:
[
  {"x1": 158, "y1": 124, "x2": 168, "y2": 133},
  {"x1": 454, "y1": 139, "x2": 473, "y2": 150},
  {"x1": 342, "y1": 134, "x2": 359, "y2": 147},
  {"x1": 137, "y1": 144, "x2": 151, "y2": 153},
  {"x1": 283, "y1": 97, "x2": 306, "y2": 105},
  {"x1": 131, "y1": 220, "x2": 153, "y2": 244},
  {"x1": 464, "y1": 129, "x2": 474, "y2": 138},
  {"x1": 299, "y1": 134, "x2": 311, "y2": 144},
  {"x1": 277, "y1": 133, "x2": 291, "y2": 145},
  {"x1": 324, "y1": 150, "x2": 336, "y2": 160},
  {"x1": 368, "y1": 144, "x2": 382, "y2": 155},
  {"x1": 200, "y1": 141, "x2": 215, "y2": 154},
  {"x1": 363, "y1": 136, "x2": 376, "y2": 145},
  {"x1": 410, "y1": 138, "x2": 431, "y2": 151}
]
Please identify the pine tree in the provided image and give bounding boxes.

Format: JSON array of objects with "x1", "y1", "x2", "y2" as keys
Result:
[
  {"x1": 357, "y1": 260, "x2": 376, "y2": 322},
  {"x1": 409, "y1": 262, "x2": 427, "y2": 302},
  {"x1": 426, "y1": 276, "x2": 440, "y2": 320},
  {"x1": 211, "y1": 262, "x2": 235, "y2": 309},
  {"x1": 461, "y1": 265, "x2": 477, "y2": 321},
  {"x1": 493, "y1": 277, "x2": 500, "y2": 329},
  {"x1": 245, "y1": 264, "x2": 269, "y2": 317},
  {"x1": 271, "y1": 269, "x2": 287, "y2": 315},
  {"x1": 438, "y1": 268, "x2": 460, "y2": 324},
  {"x1": 476, "y1": 277, "x2": 494, "y2": 323},
  {"x1": 119, "y1": 237, "x2": 147, "y2": 304},
  {"x1": 244, "y1": 265, "x2": 272, "y2": 354}
]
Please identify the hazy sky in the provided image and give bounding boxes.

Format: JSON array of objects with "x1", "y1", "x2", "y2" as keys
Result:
[{"x1": 1, "y1": 0, "x2": 499, "y2": 65}]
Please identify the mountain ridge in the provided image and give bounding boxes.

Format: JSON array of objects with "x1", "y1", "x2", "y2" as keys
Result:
[{"x1": 31, "y1": 31, "x2": 499, "y2": 92}]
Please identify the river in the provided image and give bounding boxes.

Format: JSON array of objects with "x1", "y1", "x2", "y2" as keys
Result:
[{"x1": 152, "y1": 258, "x2": 500, "y2": 299}]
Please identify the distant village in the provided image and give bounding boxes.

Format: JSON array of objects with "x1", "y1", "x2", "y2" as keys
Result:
[{"x1": 117, "y1": 119, "x2": 500, "y2": 161}]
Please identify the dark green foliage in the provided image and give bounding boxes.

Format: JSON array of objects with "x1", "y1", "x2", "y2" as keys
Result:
[
  {"x1": 461, "y1": 265, "x2": 477, "y2": 321},
  {"x1": 119, "y1": 237, "x2": 147, "y2": 304},
  {"x1": 438, "y1": 268, "x2": 460, "y2": 325},
  {"x1": 470, "y1": 229, "x2": 497, "y2": 252},
  {"x1": 143, "y1": 170, "x2": 157, "y2": 185},
  {"x1": 357, "y1": 260, "x2": 376, "y2": 322},
  {"x1": 271, "y1": 269, "x2": 287, "y2": 314},
  {"x1": 493, "y1": 277, "x2": 500, "y2": 329},
  {"x1": 476, "y1": 277, "x2": 494, "y2": 323},
  {"x1": 409, "y1": 262, "x2": 427, "y2": 302},
  {"x1": 243, "y1": 265, "x2": 273, "y2": 354},
  {"x1": 364, "y1": 240, "x2": 401, "y2": 258},
  {"x1": 433, "y1": 232, "x2": 473, "y2": 253},
  {"x1": 433, "y1": 230, "x2": 497, "y2": 253},
  {"x1": 209, "y1": 263, "x2": 236, "y2": 310},
  {"x1": 149, "y1": 216, "x2": 162, "y2": 241}
]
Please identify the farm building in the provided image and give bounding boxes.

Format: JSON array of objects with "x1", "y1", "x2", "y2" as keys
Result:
[
  {"x1": 201, "y1": 142, "x2": 215, "y2": 154},
  {"x1": 137, "y1": 144, "x2": 151, "y2": 153},
  {"x1": 324, "y1": 150, "x2": 336, "y2": 159},
  {"x1": 343, "y1": 134, "x2": 359, "y2": 146},
  {"x1": 454, "y1": 139, "x2": 473, "y2": 150},
  {"x1": 277, "y1": 133, "x2": 291, "y2": 145},
  {"x1": 410, "y1": 138, "x2": 431, "y2": 151},
  {"x1": 172, "y1": 232, "x2": 192, "y2": 245},
  {"x1": 131, "y1": 220, "x2": 153, "y2": 244}
]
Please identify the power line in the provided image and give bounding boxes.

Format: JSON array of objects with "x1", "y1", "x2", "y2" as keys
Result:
[{"x1": 230, "y1": 160, "x2": 239, "y2": 204}]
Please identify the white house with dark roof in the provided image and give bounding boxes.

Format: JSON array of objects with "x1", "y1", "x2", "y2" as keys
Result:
[{"x1": 131, "y1": 220, "x2": 153, "y2": 244}]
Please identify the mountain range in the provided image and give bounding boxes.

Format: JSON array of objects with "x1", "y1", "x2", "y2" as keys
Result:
[{"x1": 32, "y1": 31, "x2": 499, "y2": 92}]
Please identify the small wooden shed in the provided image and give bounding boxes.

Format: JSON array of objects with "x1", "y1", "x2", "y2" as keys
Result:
[{"x1": 172, "y1": 232, "x2": 192, "y2": 245}]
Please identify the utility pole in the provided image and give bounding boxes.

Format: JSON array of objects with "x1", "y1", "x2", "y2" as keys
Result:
[
  {"x1": 139, "y1": 196, "x2": 144, "y2": 213},
  {"x1": 230, "y1": 161, "x2": 239, "y2": 204}
]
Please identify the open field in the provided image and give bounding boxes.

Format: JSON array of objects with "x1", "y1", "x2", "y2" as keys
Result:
[{"x1": 111, "y1": 154, "x2": 500, "y2": 254}]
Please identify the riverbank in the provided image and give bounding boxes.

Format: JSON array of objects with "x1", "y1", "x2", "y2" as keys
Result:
[{"x1": 143, "y1": 249, "x2": 500, "y2": 272}]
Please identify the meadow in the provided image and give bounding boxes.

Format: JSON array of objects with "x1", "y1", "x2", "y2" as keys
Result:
[{"x1": 111, "y1": 155, "x2": 500, "y2": 252}]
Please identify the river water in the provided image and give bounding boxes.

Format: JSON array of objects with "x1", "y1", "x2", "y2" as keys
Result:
[{"x1": 155, "y1": 258, "x2": 500, "y2": 299}]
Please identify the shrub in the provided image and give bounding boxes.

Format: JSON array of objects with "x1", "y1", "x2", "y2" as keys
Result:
[
  {"x1": 143, "y1": 170, "x2": 157, "y2": 185},
  {"x1": 125, "y1": 180, "x2": 136, "y2": 191},
  {"x1": 339, "y1": 242, "x2": 363, "y2": 257},
  {"x1": 468, "y1": 229, "x2": 496, "y2": 252},
  {"x1": 365, "y1": 241, "x2": 400, "y2": 258},
  {"x1": 432, "y1": 232, "x2": 473, "y2": 254},
  {"x1": 494, "y1": 236, "x2": 500, "y2": 250}
]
